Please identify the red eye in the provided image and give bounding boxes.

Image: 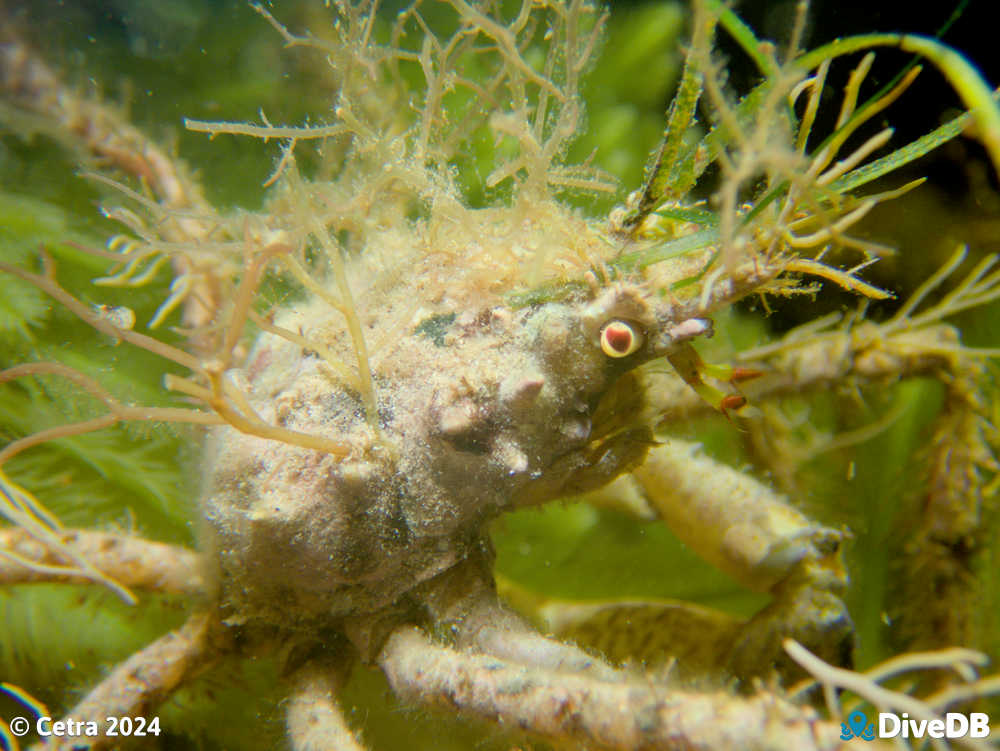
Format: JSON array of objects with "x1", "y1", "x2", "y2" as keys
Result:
[{"x1": 600, "y1": 320, "x2": 643, "y2": 358}]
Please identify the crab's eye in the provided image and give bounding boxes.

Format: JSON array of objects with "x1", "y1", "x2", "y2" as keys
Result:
[{"x1": 600, "y1": 320, "x2": 643, "y2": 358}]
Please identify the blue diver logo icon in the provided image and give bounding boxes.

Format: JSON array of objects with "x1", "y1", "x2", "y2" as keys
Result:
[{"x1": 841, "y1": 711, "x2": 876, "y2": 741}]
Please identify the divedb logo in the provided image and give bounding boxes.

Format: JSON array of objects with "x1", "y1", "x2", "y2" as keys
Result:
[{"x1": 840, "y1": 710, "x2": 991, "y2": 741}]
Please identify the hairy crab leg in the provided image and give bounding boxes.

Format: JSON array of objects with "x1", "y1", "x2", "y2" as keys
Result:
[
  {"x1": 32, "y1": 612, "x2": 227, "y2": 751},
  {"x1": 0, "y1": 527, "x2": 206, "y2": 597},
  {"x1": 378, "y1": 624, "x2": 855, "y2": 751},
  {"x1": 0, "y1": 36, "x2": 207, "y2": 215},
  {"x1": 409, "y1": 564, "x2": 852, "y2": 746},
  {"x1": 633, "y1": 439, "x2": 842, "y2": 596},
  {"x1": 417, "y1": 559, "x2": 621, "y2": 682},
  {"x1": 887, "y1": 362, "x2": 998, "y2": 669},
  {"x1": 0, "y1": 32, "x2": 220, "y2": 335},
  {"x1": 458, "y1": 603, "x2": 620, "y2": 681},
  {"x1": 648, "y1": 318, "x2": 988, "y2": 425},
  {"x1": 629, "y1": 439, "x2": 853, "y2": 680},
  {"x1": 286, "y1": 659, "x2": 368, "y2": 751}
]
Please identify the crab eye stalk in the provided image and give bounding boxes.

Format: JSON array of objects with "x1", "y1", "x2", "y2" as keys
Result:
[{"x1": 599, "y1": 320, "x2": 643, "y2": 358}]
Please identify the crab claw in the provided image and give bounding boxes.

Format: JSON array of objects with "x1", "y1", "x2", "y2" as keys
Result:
[
  {"x1": 665, "y1": 343, "x2": 752, "y2": 417},
  {"x1": 728, "y1": 366, "x2": 764, "y2": 383},
  {"x1": 719, "y1": 394, "x2": 748, "y2": 417},
  {"x1": 700, "y1": 363, "x2": 765, "y2": 384}
]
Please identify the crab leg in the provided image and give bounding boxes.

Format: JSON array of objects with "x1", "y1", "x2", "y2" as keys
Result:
[
  {"x1": 459, "y1": 605, "x2": 620, "y2": 681},
  {"x1": 415, "y1": 558, "x2": 621, "y2": 681},
  {"x1": 0, "y1": 33, "x2": 220, "y2": 335},
  {"x1": 886, "y1": 363, "x2": 998, "y2": 669},
  {"x1": 0, "y1": 527, "x2": 206, "y2": 597},
  {"x1": 633, "y1": 439, "x2": 841, "y2": 595},
  {"x1": 648, "y1": 320, "x2": 984, "y2": 425},
  {"x1": 286, "y1": 659, "x2": 368, "y2": 751},
  {"x1": 379, "y1": 624, "x2": 850, "y2": 751},
  {"x1": 650, "y1": 247, "x2": 1000, "y2": 423},
  {"x1": 0, "y1": 36, "x2": 207, "y2": 216},
  {"x1": 33, "y1": 612, "x2": 225, "y2": 751},
  {"x1": 628, "y1": 439, "x2": 853, "y2": 679}
]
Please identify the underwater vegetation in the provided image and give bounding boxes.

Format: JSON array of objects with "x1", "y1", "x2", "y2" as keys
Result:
[{"x1": 1, "y1": 0, "x2": 1000, "y2": 749}]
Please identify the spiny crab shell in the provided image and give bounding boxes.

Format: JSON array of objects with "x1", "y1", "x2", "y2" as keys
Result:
[{"x1": 202, "y1": 216, "x2": 703, "y2": 633}]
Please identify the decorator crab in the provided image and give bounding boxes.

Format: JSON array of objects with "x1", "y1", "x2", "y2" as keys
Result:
[{"x1": 2, "y1": 1, "x2": 1000, "y2": 749}]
